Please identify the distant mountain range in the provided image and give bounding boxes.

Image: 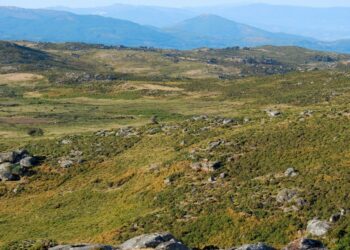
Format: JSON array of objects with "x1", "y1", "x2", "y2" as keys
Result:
[
  {"x1": 53, "y1": 3, "x2": 350, "y2": 41},
  {"x1": 0, "y1": 6, "x2": 349, "y2": 53}
]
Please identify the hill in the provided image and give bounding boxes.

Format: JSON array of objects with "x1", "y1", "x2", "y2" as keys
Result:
[
  {"x1": 0, "y1": 7, "x2": 180, "y2": 48},
  {"x1": 52, "y1": 4, "x2": 195, "y2": 28},
  {"x1": 0, "y1": 41, "x2": 349, "y2": 249},
  {"x1": 164, "y1": 15, "x2": 316, "y2": 49}
]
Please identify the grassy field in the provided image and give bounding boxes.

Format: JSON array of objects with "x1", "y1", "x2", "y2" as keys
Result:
[{"x1": 0, "y1": 42, "x2": 349, "y2": 249}]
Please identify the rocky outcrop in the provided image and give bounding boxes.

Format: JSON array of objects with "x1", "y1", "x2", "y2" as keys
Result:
[
  {"x1": 283, "y1": 238, "x2": 327, "y2": 250},
  {"x1": 0, "y1": 149, "x2": 38, "y2": 181},
  {"x1": 49, "y1": 244, "x2": 115, "y2": 250},
  {"x1": 234, "y1": 243, "x2": 276, "y2": 250},
  {"x1": 119, "y1": 233, "x2": 189, "y2": 250},
  {"x1": 306, "y1": 219, "x2": 331, "y2": 236}
]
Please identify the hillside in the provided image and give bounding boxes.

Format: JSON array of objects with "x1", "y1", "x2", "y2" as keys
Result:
[{"x1": 0, "y1": 42, "x2": 349, "y2": 249}]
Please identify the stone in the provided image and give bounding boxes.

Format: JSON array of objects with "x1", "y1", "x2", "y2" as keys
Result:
[
  {"x1": 49, "y1": 244, "x2": 115, "y2": 250},
  {"x1": 119, "y1": 232, "x2": 176, "y2": 250},
  {"x1": 276, "y1": 189, "x2": 298, "y2": 203},
  {"x1": 208, "y1": 140, "x2": 224, "y2": 151},
  {"x1": 306, "y1": 219, "x2": 331, "y2": 236},
  {"x1": 59, "y1": 159, "x2": 74, "y2": 168},
  {"x1": 222, "y1": 119, "x2": 235, "y2": 125},
  {"x1": 20, "y1": 156, "x2": 37, "y2": 168},
  {"x1": 220, "y1": 172, "x2": 227, "y2": 179},
  {"x1": 329, "y1": 213, "x2": 341, "y2": 223},
  {"x1": 283, "y1": 238, "x2": 326, "y2": 250},
  {"x1": 61, "y1": 139, "x2": 72, "y2": 145},
  {"x1": 235, "y1": 242, "x2": 276, "y2": 250},
  {"x1": 208, "y1": 176, "x2": 215, "y2": 183},
  {"x1": 190, "y1": 161, "x2": 221, "y2": 172},
  {"x1": 0, "y1": 162, "x2": 16, "y2": 181},
  {"x1": 284, "y1": 168, "x2": 298, "y2": 177},
  {"x1": 0, "y1": 151, "x2": 17, "y2": 163},
  {"x1": 266, "y1": 110, "x2": 281, "y2": 117},
  {"x1": 155, "y1": 239, "x2": 189, "y2": 250}
]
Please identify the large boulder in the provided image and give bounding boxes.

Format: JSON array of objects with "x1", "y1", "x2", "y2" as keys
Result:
[
  {"x1": 119, "y1": 233, "x2": 181, "y2": 250},
  {"x1": 283, "y1": 238, "x2": 327, "y2": 250},
  {"x1": 0, "y1": 162, "x2": 17, "y2": 181},
  {"x1": 49, "y1": 244, "x2": 115, "y2": 250},
  {"x1": 0, "y1": 151, "x2": 17, "y2": 163},
  {"x1": 155, "y1": 239, "x2": 189, "y2": 250},
  {"x1": 20, "y1": 156, "x2": 38, "y2": 168},
  {"x1": 306, "y1": 219, "x2": 331, "y2": 236},
  {"x1": 235, "y1": 243, "x2": 276, "y2": 250}
]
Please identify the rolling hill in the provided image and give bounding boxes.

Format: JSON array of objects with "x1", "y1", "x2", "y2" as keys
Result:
[
  {"x1": 0, "y1": 7, "x2": 350, "y2": 53},
  {"x1": 0, "y1": 7, "x2": 181, "y2": 48}
]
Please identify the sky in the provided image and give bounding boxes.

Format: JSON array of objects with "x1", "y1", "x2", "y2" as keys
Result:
[{"x1": 1, "y1": 0, "x2": 350, "y2": 8}]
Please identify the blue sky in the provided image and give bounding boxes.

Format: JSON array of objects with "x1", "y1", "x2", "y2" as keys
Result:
[{"x1": 1, "y1": 0, "x2": 350, "y2": 8}]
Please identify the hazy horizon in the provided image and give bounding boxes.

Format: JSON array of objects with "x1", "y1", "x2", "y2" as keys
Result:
[{"x1": 1, "y1": 0, "x2": 350, "y2": 8}]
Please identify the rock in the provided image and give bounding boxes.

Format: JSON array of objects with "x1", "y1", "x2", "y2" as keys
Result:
[
  {"x1": 222, "y1": 119, "x2": 235, "y2": 125},
  {"x1": 20, "y1": 156, "x2": 37, "y2": 168},
  {"x1": 283, "y1": 238, "x2": 326, "y2": 250},
  {"x1": 0, "y1": 162, "x2": 17, "y2": 181},
  {"x1": 0, "y1": 151, "x2": 17, "y2": 163},
  {"x1": 208, "y1": 140, "x2": 224, "y2": 151},
  {"x1": 150, "y1": 115, "x2": 159, "y2": 125},
  {"x1": 300, "y1": 110, "x2": 314, "y2": 117},
  {"x1": 295, "y1": 198, "x2": 307, "y2": 208},
  {"x1": 284, "y1": 168, "x2": 298, "y2": 177},
  {"x1": 235, "y1": 242, "x2": 276, "y2": 250},
  {"x1": 164, "y1": 178, "x2": 172, "y2": 185},
  {"x1": 192, "y1": 115, "x2": 208, "y2": 121},
  {"x1": 119, "y1": 232, "x2": 176, "y2": 250},
  {"x1": 155, "y1": 239, "x2": 189, "y2": 250},
  {"x1": 49, "y1": 244, "x2": 115, "y2": 250},
  {"x1": 208, "y1": 176, "x2": 215, "y2": 183},
  {"x1": 306, "y1": 219, "x2": 331, "y2": 236},
  {"x1": 61, "y1": 139, "x2": 72, "y2": 145},
  {"x1": 266, "y1": 110, "x2": 281, "y2": 117},
  {"x1": 329, "y1": 213, "x2": 341, "y2": 223},
  {"x1": 59, "y1": 159, "x2": 74, "y2": 168},
  {"x1": 220, "y1": 172, "x2": 227, "y2": 179},
  {"x1": 276, "y1": 189, "x2": 298, "y2": 203},
  {"x1": 191, "y1": 160, "x2": 222, "y2": 172}
]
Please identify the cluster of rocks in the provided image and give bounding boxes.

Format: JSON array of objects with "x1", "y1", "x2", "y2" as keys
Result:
[
  {"x1": 58, "y1": 150, "x2": 84, "y2": 168},
  {"x1": 47, "y1": 233, "x2": 328, "y2": 250},
  {"x1": 95, "y1": 127, "x2": 139, "y2": 138},
  {"x1": 190, "y1": 115, "x2": 237, "y2": 126},
  {"x1": 57, "y1": 72, "x2": 118, "y2": 84},
  {"x1": 190, "y1": 160, "x2": 222, "y2": 172},
  {"x1": 276, "y1": 188, "x2": 307, "y2": 212},
  {"x1": 0, "y1": 149, "x2": 38, "y2": 181}
]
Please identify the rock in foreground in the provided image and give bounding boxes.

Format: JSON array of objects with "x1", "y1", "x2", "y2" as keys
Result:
[{"x1": 119, "y1": 233, "x2": 189, "y2": 250}]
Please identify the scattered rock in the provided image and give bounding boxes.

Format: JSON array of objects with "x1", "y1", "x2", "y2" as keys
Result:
[
  {"x1": 222, "y1": 118, "x2": 235, "y2": 125},
  {"x1": 300, "y1": 110, "x2": 314, "y2": 117},
  {"x1": 61, "y1": 139, "x2": 72, "y2": 145},
  {"x1": 192, "y1": 115, "x2": 208, "y2": 121},
  {"x1": 235, "y1": 242, "x2": 276, "y2": 250},
  {"x1": 207, "y1": 140, "x2": 224, "y2": 151},
  {"x1": 119, "y1": 233, "x2": 178, "y2": 250},
  {"x1": 306, "y1": 219, "x2": 331, "y2": 236},
  {"x1": 49, "y1": 244, "x2": 115, "y2": 250},
  {"x1": 220, "y1": 172, "x2": 227, "y2": 179},
  {"x1": 329, "y1": 213, "x2": 341, "y2": 223},
  {"x1": 59, "y1": 159, "x2": 74, "y2": 168},
  {"x1": 190, "y1": 160, "x2": 222, "y2": 172},
  {"x1": 208, "y1": 176, "x2": 216, "y2": 183},
  {"x1": 155, "y1": 239, "x2": 189, "y2": 250},
  {"x1": 266, "y1": 110, "x2": 281, "y2": 117},
  {"x1": 150, "y1": 115, "x2": 159, "y2": 125},
  {"x1": 284, "y1": 168, "x2": 298, "y2": 177},
  {"x1": 276, "y1": 189, "x2": 298, "y2": 203},
  {"x1": 283, "y1": 238, "x2": 326, "y2": 250}
]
